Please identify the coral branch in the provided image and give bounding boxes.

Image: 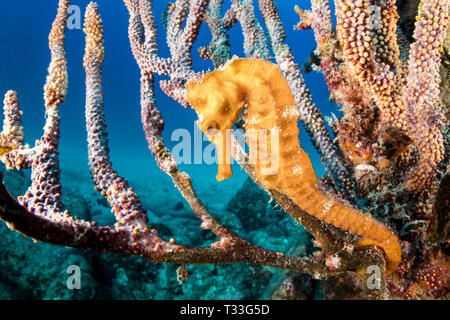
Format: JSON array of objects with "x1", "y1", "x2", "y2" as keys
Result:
[
  {"x1": 199, "y1": 0, "x2": 232, "y2": 67},
  {"x1": 295, "y1": 0, "x2": 332, "y2": 46},
  {"x1": 231, "y1": 0, "x2": 271, "y2": 60},
  {"x1": 334, "y1": 0, "x2": 407, "y2": 130},
  {"x1": 83, "y1": 2, "x2": 149, "y2": 227},
  {"x1": 123, "y1": 0, "x2": 174, "y2": 75},
  {"x1": 0, "y1": 90, "x2": 31, "y2": 170},
  {"x1": 404, "y1": 0, "x2": 449, "y2": 191},
  {"x1": 0, "y1": 91, "x2": 24, "y2": 153},
  {"x1": 18, "y1": 0, "x2": 70, "y2": 220}
]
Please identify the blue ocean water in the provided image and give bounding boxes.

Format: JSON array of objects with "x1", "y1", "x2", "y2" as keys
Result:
[{"x1": 0, "y1": 1, "x2": 338, "y2": 299}]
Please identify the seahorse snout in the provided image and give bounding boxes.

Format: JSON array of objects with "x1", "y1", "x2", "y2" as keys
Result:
[
  {"x1": 187, "y1": 67, "x2": 246, "y2": 182},
  {"x1": 201, "y1": 124, "x2": 233, "y2": 181}
]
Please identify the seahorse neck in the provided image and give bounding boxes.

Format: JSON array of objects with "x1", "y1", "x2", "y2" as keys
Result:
[{"x1": 235, "y1": 75, "x2": 287, "y2": 131}]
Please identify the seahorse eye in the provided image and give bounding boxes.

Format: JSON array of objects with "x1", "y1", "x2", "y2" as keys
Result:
[
  {"x1": 204, "y1": 120, "x2": 220, "y2": 133},
  {"x1": 222, "y1": 105, "x2": 230, "y2": 113}
]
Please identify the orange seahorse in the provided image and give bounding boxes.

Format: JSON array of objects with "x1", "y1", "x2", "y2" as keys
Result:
[{"x1": 186, "y1": 58, "x2": 401, "y2": 275}]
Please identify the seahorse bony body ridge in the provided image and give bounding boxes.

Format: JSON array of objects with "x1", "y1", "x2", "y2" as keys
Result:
[{"x1": 186, "y1": 58, "x2": 401, "y2": 274}]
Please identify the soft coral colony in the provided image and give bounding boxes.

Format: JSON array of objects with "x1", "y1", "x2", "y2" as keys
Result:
[{"x1": 0, "y1": 0, "x2": 448, "y2": 300}]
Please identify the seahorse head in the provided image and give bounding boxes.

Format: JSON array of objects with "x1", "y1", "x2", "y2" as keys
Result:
[{"x1": 186, "y1": 67, "x2": 246, "y2": 181}]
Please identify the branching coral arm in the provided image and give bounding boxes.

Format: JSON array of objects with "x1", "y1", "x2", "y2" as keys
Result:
[
  {"x1": 176, "y1": 0, "x2": 211, "y2": 68},
  {"x1": 334, "y1": 0, "x2": 407, "y2": 131},
  {"x1": 0, "y1": 0, "x2": 95, "y2": 239},
  {"x1": 123, "y1": 0, "x2": 173, "y2": 76},
  {"x1": 0, "y1": 91, "x2": 34, "y2": 170},
  {"x1": 158, "y1": 0, "x2": 210, "y2": 104},
  {"x1": 164, "y1": 0, "x2": 210, "y2": 70},
  {"x1": 231, "y1": 0, "x2": 270, "y2": 60},
  {"x1": 404, "y1": 0, "x2": 449, "y2": 191},
  {"x1": 294, "y1": 0, "x2": 332, "y2": 48},
  {"x1": 84, "y1": 2, "x2": 151, "y2": 229},
  {"x1": 18, "y1": 0, "x2": 70, "y2": 219},
  {"x1": 199, "y1": 0, "x2": 233, "y2": 67},
  {"x1": 165, "y1": 0, "x2": 190, "y2": 56},
  {"x1": 0, "y1": 91, "x2": 24, "y2": 155}
]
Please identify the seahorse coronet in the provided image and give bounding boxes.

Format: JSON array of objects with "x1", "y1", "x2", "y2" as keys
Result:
[{"x1": 186, "y1": 58, "x2": 401, "y2": 275}]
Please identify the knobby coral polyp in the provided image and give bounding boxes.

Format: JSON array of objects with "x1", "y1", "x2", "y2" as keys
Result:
[{"x1": 0, "y1": 0, "x2": 449, "y2": 300}]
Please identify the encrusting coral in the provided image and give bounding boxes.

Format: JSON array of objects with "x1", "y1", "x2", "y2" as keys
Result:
[{"x1": 0, "y1": 0, "x2": 448, "y2": 299}]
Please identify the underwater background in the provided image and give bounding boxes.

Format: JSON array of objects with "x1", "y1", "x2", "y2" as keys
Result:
[{"x1": 0, "y1": 0, "x2": 341, "y2": 299}]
